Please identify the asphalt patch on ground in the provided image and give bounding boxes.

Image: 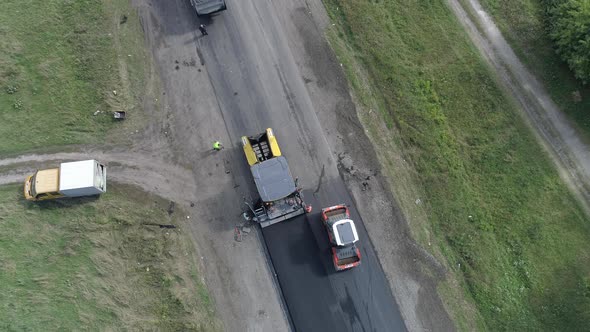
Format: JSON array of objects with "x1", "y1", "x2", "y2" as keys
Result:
[
  {"x1": 262, "y1": 185, "x2": 409, "y2": 332},
  {"x1": 262, "y1": 215, "x2": 349, "y2": 332}
]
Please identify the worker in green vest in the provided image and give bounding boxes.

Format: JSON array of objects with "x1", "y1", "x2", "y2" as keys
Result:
[{"x1": 213, "y1": 141, "x2": 224, "y2": 151}]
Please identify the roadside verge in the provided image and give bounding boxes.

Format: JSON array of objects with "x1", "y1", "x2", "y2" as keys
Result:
[{"x1": 318, "y1": 0, "x2": 590, "y2": 330}]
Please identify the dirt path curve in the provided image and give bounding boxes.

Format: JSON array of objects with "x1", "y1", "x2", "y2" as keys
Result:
[
  {"x1": 0, "y1": 152, "x2": 196, "y2": 205},
  {"x1": 447, "y1": 0, "x2": 590, "y2": 213}
]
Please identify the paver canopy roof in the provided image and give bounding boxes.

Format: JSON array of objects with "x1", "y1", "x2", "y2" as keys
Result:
[{"x1": 251, "y1": 156, "x2": 296, "y2": 202}]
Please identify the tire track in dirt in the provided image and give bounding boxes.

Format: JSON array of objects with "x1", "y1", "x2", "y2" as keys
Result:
[
  {"x1": 0, "y1": 152, "x2": 197, "y2": 205},
  {"x1": 447, "y1": 0, "x2": 590, "y2": 214}
]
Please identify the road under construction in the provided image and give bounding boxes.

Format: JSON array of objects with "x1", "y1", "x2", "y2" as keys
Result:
[
  {"x1": 240, "y1": 128, "x2": 405, "y2": 331},
  {"x1": 130, "y1": 0, "x2": 448, "y2": 330}
]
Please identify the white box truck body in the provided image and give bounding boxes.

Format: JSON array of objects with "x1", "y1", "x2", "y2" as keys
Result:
[{"x1": 59, "y1": 160, "x2": 107, "y2": 197}]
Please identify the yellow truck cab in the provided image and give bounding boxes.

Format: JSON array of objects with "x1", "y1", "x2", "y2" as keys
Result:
[{"x1": 24, "y1": 169, "x2": 65, "y2": 201}]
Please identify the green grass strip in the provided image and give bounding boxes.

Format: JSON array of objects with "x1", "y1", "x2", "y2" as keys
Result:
[
  {"x1": 0, "y1": 184, "x2": 220, "y2": 330},
  {"x1": 323, "y1": 0, "x2": 590, "y2": 329}
]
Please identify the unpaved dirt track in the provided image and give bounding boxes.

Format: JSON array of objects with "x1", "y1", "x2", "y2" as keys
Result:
[
  {"x1": 448, "y1": 0, "x2": 590, "y2": 213},
  {"x1": 0, "y1": 152, "x2": 196, "y2": 204}
]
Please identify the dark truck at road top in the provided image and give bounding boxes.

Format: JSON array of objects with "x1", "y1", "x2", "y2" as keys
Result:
[
  {"x1": 189, "y1": 0, "x2": 226, "y2": 16},
  {"x1": 321, "y1": 204, "x2": 362, "y2": 271},
  {"x1": 242, "y1": 128, "x2": 310, "y2": 228}
]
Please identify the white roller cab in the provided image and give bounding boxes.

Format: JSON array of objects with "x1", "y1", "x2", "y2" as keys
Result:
[{"x1": 331, "y1": 219, "x2": 360, "y2": 247}]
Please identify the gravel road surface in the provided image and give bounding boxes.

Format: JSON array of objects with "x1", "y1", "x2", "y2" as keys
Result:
[{"x1": 137, "y1": 0, "x2": 407, "y2": 330}]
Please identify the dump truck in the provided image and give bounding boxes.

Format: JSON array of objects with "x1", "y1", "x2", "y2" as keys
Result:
[
  {"x1": 242, "y1": 128, "x2": 310, "y2": 228},
  {"x1": 190, "y1": 0, "x2": 226, "y2": 16},
  {"x1": 24, "y1": 160, "x2": 107, "y2": 201},
  {"x1": 321, "y1": 204, "x2": 361, "y2": 271}
]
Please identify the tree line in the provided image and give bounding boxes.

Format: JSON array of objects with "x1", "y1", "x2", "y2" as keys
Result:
[{"x1": 543, "y1": 0, "x2": 590, "y2": 83}]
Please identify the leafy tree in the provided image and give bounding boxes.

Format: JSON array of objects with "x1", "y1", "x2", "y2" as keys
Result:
[{"x1": 547, "y1": 0, "x2": 590, "y2": 83}]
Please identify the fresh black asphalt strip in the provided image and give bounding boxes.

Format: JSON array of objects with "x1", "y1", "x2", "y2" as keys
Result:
[
  {"x1": 262, "y1": 190, "x2": 407, "y2": 332},
  {"x1": 262, "y1": 214, "x2": 350, "y2": 332}
]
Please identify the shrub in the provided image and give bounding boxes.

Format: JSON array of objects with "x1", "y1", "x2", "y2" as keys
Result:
[{"x1": 545, "y1": 0, "x2": 590, "y2": 83}]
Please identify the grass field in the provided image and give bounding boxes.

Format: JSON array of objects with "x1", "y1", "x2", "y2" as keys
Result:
[
  {"x1": 472, "y1": 0, "x2": 590, "y2": 139},
  {"x1": 322, "y1": 0, "x2": 590, "y2": 330},
  {"x1": 0, "y1": 0, "x2": 148, "y2": 155},
  {"x1": 0, "y1": 184, "x2": 220, "y2": 331}
]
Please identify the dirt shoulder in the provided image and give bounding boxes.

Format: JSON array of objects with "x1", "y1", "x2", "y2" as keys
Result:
[{"x1": 130, "y1": 1, "x2": 292, "y2": 331}]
